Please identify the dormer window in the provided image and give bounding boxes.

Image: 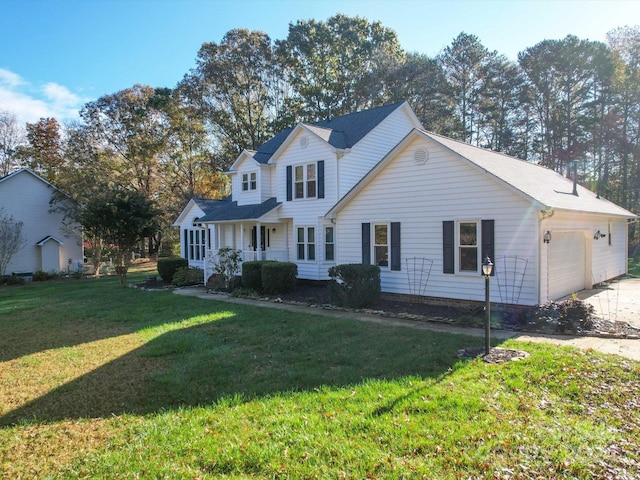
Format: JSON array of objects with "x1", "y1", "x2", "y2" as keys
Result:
[{"x1": 242, "y1": 172, "x2": 257, "y2": 191}]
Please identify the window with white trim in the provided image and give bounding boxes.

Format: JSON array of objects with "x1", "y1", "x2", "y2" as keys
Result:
[
  {"x1": 325, "y1": 226, "x2": 334, "y2": 261},
  {"x1": 186, "y1": 219, "x2": 206, "y2": 261},
  {"x1": 296, "y1": 226, "x2": 316, "y2": 261},
  {"x1": 294, "y1": 163, "x2": 316, "y2": 199},
  {"x1": 242, "y1": 172, "x2": 257, "y2": 191},
  {"x1": 374, "y1": 223, "x2": 389, "y2": 267},
  {"x1": 458, "y1": 221, "x2": 478, "y2": 272}
]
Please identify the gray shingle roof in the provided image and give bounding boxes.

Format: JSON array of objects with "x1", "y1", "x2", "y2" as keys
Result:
[
  {"x1": 198, "y1": 197, "x2": 281, "y2": 222},
  {"x1": 422, "y1": 131, "x2": 637, "y2": 218},
  {"x1": 251, "y1": 102, "x2": 406, "y2": 164}
]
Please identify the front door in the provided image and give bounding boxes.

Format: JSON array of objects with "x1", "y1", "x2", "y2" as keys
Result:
[{"x1": 251, "y1": 226, "x2": 270, "y2": 251}]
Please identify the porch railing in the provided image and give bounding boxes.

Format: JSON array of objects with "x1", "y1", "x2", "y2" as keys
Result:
[{"x1": 241, "y1": 249, "x2": 289, "y2": 262}]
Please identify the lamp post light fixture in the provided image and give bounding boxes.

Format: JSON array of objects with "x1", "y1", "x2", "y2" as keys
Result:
[{"x1": 482, "y1": 256, "x2": 494, "y2": 355}]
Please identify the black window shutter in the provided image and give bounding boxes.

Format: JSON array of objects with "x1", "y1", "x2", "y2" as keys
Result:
[
  {"x1": 183, "y1": 229, "x2": 189, "y2": 259},
  {"x1": 443, "y1": 221, "x2": 454, "y2": 274},
  {"x1": 317, "y1": 160, "x2": 325, "y2": 199},
  {"x1": 362, "y1": 223, "x2": 371, "y2": 264},
  {"x1": 481, "y1": 219, "x2": 495, "y2": 276},
  {"x1": 286, "y1": 165, "x2": 292, "y2": 201},
  {"x1": 390, "y1": 222, "x2": 401, "y2": 271}
]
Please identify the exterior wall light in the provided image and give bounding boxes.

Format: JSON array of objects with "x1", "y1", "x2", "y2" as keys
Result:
[
  {"x1": 593, "y1": 230, "x2": 606, "y2": 240},
  {"x1": 543, "y1": 231, "x2": 552, "y2": 244}
]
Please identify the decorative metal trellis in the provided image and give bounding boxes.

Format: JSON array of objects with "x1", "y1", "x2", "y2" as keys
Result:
[
  {"x1": 494, "y1": 255, "x2": 529, "y2": 305},
  {"x1": 405, "y1": 257, "x2": 434, "y2": 296}
]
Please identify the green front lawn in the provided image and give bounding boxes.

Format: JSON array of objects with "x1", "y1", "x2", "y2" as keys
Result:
[
  {"x1": 1, "y1": 266, "x2": 638, "y2": 478},
  {"x1": 630, "y1": 257, "x2": 640, "y2": 277}
]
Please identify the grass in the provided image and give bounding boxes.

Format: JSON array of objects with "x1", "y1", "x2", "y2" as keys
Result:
[
  {"x1": 1, "y1": 264, "x2": 639, "y2": 479},
  {"x1": 629, "y1": 257, "x2": 640, "y2": 277}
]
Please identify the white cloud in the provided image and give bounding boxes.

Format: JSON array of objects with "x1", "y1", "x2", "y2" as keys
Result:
[
  {"x1": 0, "y1": 68, "x2": 88, "y2": 126},
  {"x1": 0, "y1": 68, "x2": 24, "y2": 88}
]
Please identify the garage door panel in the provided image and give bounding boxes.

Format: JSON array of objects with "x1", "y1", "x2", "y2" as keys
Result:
[{"x1": 548, "y1": 232, "x2": 586, "y2": 299}]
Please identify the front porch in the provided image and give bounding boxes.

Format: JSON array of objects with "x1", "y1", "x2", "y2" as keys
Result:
[{"x1": 201, "y1": 221, "x2": 291, "y2": 282}]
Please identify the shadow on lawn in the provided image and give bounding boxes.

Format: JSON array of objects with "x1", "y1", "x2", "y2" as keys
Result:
[
  {"x1": 0, "y1": 306, "x2": 489, "y2": 426},
  {"x1": 0, "y1": 280, "x2": 198, "y2": 362}
]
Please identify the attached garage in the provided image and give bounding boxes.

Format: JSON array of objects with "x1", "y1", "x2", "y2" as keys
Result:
[{"x1": 547, "y1": 231, "x2": 587, "y2": 300}]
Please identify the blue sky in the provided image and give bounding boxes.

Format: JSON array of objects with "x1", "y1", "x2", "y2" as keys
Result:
[{"x1": 1, "y1": 0, "x2": 638, "y2": 124}]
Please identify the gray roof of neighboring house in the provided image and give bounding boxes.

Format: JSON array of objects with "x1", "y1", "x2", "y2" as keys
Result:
[
  {"x1": 198, "y1": 197, "x2": 281, "y2": 222},
  {"x1": 421, "y1": 131, "x2": 637, "y2": 218},
  {"x1": 251, "y1": 102, "x2": 406, "y2": 164}
]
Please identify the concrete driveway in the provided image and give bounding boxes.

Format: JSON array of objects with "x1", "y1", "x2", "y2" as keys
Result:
[{"x1": 575, "y1": 277, "x2": 640, "y2": 328}]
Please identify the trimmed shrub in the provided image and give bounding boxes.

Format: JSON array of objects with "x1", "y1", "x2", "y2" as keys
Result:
[
  {"x1": 157, "y1": 257, "x2": 188, "y2": 284},
  {"x1": 4, "y1": 274, "x2": 25, "y2": 286},
  {"x1": 242, "y1": 261, "x2": 265, "y2": 291},
  {"x1": 171, "y1": 266, "x2": 203, "y2": 287},
  {"x1": 262, "y1": 262, "x2": 297, "y2": 295},
  {"x1": 328, "y1": 264, "x2": 381, "y2": 308},
  {"x1": 33, "y1": 270, "x2": 50, "y2": 282}
]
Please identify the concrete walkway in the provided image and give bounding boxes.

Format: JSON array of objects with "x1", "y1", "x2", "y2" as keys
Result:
[
  {"x1": 174, "y1": 282, "x2": 640, "y2": 361},
  {"x1": 574, "y1": 277, "x2": 640, "y2": 328}
]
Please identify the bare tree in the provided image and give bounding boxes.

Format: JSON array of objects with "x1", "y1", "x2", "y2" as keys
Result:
[
  {"x1": 0, "y1": 112, "x2": 24, "y2": 177},
  {"x1": 0, "y1": 209, "x2": 26, "y2": 276}
]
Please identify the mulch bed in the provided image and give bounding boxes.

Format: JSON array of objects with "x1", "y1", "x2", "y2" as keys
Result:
[{"x1": 134, "y1": 278, "x2": 640, "y2": 340}]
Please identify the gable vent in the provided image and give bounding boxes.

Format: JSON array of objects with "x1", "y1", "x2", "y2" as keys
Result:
[
  {"x1": 299, "y1": 136, "x2": 309, "y2": 148},
  {"x1": 414, "y1": 148, "x2": 429, "y2": 165}
]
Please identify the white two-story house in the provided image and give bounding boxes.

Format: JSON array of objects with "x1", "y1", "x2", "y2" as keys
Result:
[
  {"x1": 174, "y1": 102, "x2": 636, "y2": 305},
  {"x1": 173, "y1": 101, "x2": 422, "y2": 283}
]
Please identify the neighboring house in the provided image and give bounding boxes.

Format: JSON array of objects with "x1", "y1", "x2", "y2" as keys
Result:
[
  {"x1": 174, "y1": 103, "x2": 637, "y2": 306},
  {"x1": 0, "y1": 168, "x2": 83, "y2": 275}
]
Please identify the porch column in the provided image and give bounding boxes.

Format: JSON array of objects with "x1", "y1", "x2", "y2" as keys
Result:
[
  {"x1": 240, "y1": 223, "x2": 245, "y2": 259},
  {"x1": 256, "y1": 222, "x2": 263, "y2": 260}
]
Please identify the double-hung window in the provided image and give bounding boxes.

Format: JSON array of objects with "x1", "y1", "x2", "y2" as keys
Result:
[
  {"x1": 361, "y1": 222, "x2": 401, "y2": 271},
  {"x1": 294, "y1": 163, "x2": 316, "y2": 199},
  {"x1": 296, "y1": 227, "x2": 315, "y2": 261},
  {"x1": 242, "y1": 172, "x2": 257, "y2": 191},
  {"x1": 325, "y1": 226, "x2": 335, "y2": 261},
  {"x1": 374, "y1": 223, "x2": 389, "y2": 267},
  {"x1": 458, "y1": 222, "x2": 478, "y2": 272},
  {"x1": 287, "y1": 161, "x2": 324, "y2": 201},
  {"x1": 443, "y1": 220, "x2": 494, "y2": 274}
]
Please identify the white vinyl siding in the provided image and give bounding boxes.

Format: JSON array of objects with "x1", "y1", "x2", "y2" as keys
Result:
[
  {"x1": 276, "y1": 132, "x2": 336, "y2": 225},
  {"x1": 334, "y1": 135, "x2": 539, "y2": 305},
  {"x1": 0, "y1": 170, "x2": 83, "y2": 274},
  {"x1": 337, "y1": 105, "x2": 419, "y2": 197}
]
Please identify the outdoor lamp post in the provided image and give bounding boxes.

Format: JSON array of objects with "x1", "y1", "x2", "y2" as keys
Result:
[{"x1": 482, "y1": 256, "x2": 494, "y2": 355}]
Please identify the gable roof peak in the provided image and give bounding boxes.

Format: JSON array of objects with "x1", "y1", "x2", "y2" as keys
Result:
[{"x1": 254, "y1": 101, "x2": 412, "y2": 165}]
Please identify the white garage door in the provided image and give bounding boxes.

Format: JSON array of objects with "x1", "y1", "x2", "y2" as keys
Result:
[{"x1": 548, "y1": 232, "x2": 586, "y2": 300}]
